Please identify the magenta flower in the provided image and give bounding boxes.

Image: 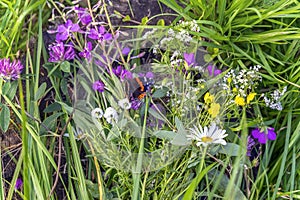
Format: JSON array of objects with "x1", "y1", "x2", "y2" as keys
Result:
[
  {"x1": 93, "y1": 80, "x2": 105, "y2": 92},
  {"x1": 251, "y1": 127, "x2": 277, "y2": 144},
  {"x1": 74, "y1": 7, "x2": 92, "y2": 25},
  {"x1": 56, "y1": 19, "x2": 80, "y2": 41},
  {"x1": 183, "y1": 52, "x2": 196, "y2": 66},
  {"x1": 79, "y1": 41, "x2": 93, "y2": 61},
  {"x1": 88, "y1": 26, "x2": 112, "y2": 41},
  {"x1": 112, "y1": 66, "x2": 133, "y2": 81},
  {"x1": 0, "y1": 58, "x2": 23, "y2": 80},
  {"x1": 207, "y1": 65, "x2": 221, "y2": 76},
  {"x1": 48, "y1": 42, "x2": 75, "y2": 63},
  {"x1": 15, "y1": 178, "x2": 23, "y2": 190}
]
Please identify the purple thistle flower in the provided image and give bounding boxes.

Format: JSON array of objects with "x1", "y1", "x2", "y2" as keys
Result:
[
  {"x1": 0, "y1": 58, "x2": 23, "y2": 80},
  {"x1": 88, "y1": 26, "x2": 112, "y2": 41},
  {"x1": 74, "y1": 6, "x2": 92, "y2": 25},
  {"x1": 79, "y1": 41, "x2": 93, "y2": 61},
  {"x1": 56, "y1": 19, "x2": 80, "y2": 41},
  {"x1": 246, "y1": 136, "x2": 256, "y2": 157},
  {"x1": 183, "y1": 52, "x2": 196, "y2": 66},
  {"x1": 93, "y1": 80, "x2": 105, "y2": 92},
  {"x1": 251, "y1": 127, "x2": 277, "y2": 144},
  {"x1": 207, "y1": 65, "x2": 222, "y2": 76},
  {"x1": 15, "y1": 178, "x2": 23, "y2": 190},
  {"x1": 48, "y1": 42, "x2": 75, "y2": 63}
]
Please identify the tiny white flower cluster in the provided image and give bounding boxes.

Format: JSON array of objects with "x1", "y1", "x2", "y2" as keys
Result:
[
  {"x1": 142, "y1": 28, "x2": 158, "y2": 39},
  {"x1": 222, "y1": 65, "x2": 262, "y2": 97},
  {"x1": 262, "y1": 86, "x2": 287, "y2": 111},
  {"x1": 170, "y1": 50, "x2": 183, "y2": 66},
  {"x1": 177, "y1": 20, "x2": 200, "y2": 32},
  {"x1": 159, "y1": 28, "x2": 193, "y2": 50}
]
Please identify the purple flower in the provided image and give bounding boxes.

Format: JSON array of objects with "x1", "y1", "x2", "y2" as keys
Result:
[
  {"x1": 207, "y1": 65, "x2": 221, "y2": 76},
  {"x1": 112, "y1": 66, "x2": 133, "y2": 81},
  {"x1": 56, "y1": 19, "x2": 80, "y2": 41},
  {"x1": 0, "y1": 58, "x2": 23, "y2": 80},
  {"x1": 88, "y1": 26, "x2": 112, "y2": 41},
  {"x1": 93, "y1": 80, "x2": 105, "y2": 92},
  {"x1": 246, "y1": 136, "x2": 256, "y2": 157},
  {"x1": 251, "y1": 127, "x2": 277, "y2": 144},
  {"x1": 130, "y1": 98, "x2": 142, "y2": 110},
  {"x1": 15, "y1": 178, "x2": 23, "y2": 190},
  {"x1": 74, "y1": 7, "x2": 92, "y2": 25},
  {"x1": 48, "y1": 42, "x2": 75, "y2": 63},
  {"x1": 183, "y1": 52, "x2": 196, "y2": 66},
  {"x1": 122, "y1": 47, "x2": 130, "y2": 55},
  {"x1": 79, "y1": 41, "x2": 93, "y2": 61}
]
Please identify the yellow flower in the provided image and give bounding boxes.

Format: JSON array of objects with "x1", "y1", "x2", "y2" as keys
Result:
[
  {"x1": 204, "y1": 92, "x2": 214, "y2": 104},
  {"x1": 235, "y1": 96, "x2": 246, "y2": 106},
  {"x1": 208, "y1": 103, "x2": 220, "y2": 118},
  {"x1": 227, "y1": 77, "x2": 232, "y2": 84},
  {"x1": 232, "y1": 87, "x2": 237, "y2": 93},
  {"x1": 247, "y1": 92, "x2": 257, "y2": 104}
]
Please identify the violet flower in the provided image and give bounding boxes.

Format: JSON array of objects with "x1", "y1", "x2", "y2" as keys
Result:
[
  {"x1": 93, "y1": 80, "x2": 105, "y2": 92},
  {"x1": 48, "y1": 42, "x2": 75, "y2": 63},
  {"x1": 130, "y1": 98, "x2": 142, "y2": 110},
  {"x1": 79, "y1": 41, "x2": 93, "y2": 61},
  {"x1": 56, "y1": 19, "x2": 80, "y2": 41},
  {"x1": 15, "y1": 178, "x2": 23, "y2": 190},
  {"x1": 122, "y1": 47, "x2": 130, "y2": 55},
  {"x1": 246, "y1": 136, "x2": 256, "y2": 157},
  {"x1": 74, "y1": 7, "x2": 92, "y2": 25},
  {"x1": 0, "y1": 58, "x2": 23, "y2": 80},
  {"x1": 112, "y1": 66, "x2": 132, "y2": 81},
  {"x1": 183, "y1": 52, "x2": 196, "y2": 66},
  {"x1": 251, "y1": 127, "x2": 277, "y2": 144},
  {"x1": 88, "y1": 26, "x2": 112, "y2": 41},
  {"x1": 207, "y1": 65, "x2": 221, "y2": 76}
]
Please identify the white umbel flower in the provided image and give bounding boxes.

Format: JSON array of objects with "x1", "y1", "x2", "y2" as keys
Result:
[
  {"x1": 188, "y1": 123, "x2": 228, "y2": 147},
  {"x1": 118, "y1": 98, "x2": 131, "y2": 110},
  {"x1": 104, "y1": 107, "x2": 118, "y2": 124}
]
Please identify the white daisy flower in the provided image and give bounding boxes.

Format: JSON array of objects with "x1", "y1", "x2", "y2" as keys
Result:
[
  {"x1": 104, "y1": 107, "x2": 119, "y2": 124},
  {"x1": 188, "y1": 123, "x2": 228, "y2": 147},
  {"x1": 91, "y1": 108, "x2": 104, "y2": 119},
  {"x1": 118, "y1": 98, "x2": 131, "y2": 110}
]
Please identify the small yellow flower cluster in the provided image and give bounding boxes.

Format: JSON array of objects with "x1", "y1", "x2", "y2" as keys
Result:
[
  {"x1": 204, "y1": 92, "x2": 220, "y2": 118},
  {"x1": 234, "y1": 92, "x2": 257, "y2": 106}
]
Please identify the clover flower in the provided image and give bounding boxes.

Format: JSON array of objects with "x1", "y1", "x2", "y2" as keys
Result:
[
  {"x1": 0, "y1": 58, "x2": 23, "y2": 80},
  {"x1": 88, "y1": 26, "x2": 112, "y2": 41},
  {"x1": 251, "y1": 127, "x2": 276, "y2": 144},
  {"x1": 104, "y1": 107, "x2": 118, "y2": 124},
  {"x1": 56, "y1": 19, "x2": 80, "y2": 41},
  {"x1": 92, "y1": 80, "x2": 105, "y2": 92},
  {"x1": 188, "y1": 123, "x2": 228, "y2": 147},
  {"x1": 48, "y1": 41, "x2": 75, "y2": 62}
]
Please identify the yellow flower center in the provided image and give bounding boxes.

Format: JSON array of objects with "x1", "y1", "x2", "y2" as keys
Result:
[
  {"x1": 201, "y1": 136, "x2": 213, "y2": 143},
  {"x1": 208, "y1": 103, "x2": 220, "y2": 118},
  {"x1": 235, "y1": 96, "x2": 246, "y2": 106}
]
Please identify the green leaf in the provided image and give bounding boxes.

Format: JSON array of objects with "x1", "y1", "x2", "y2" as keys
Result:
[
  {"x1": 141, "y1": 16, "x2": 149, "y2": 25},
  {"x1": 34, "y1": 82, "x2": 47, "y2": 101},
  {"x1": 154, "y1": 130, "x2": 176, "y2": 140},
  {"x1": 218, "y1": 143, "x2": 242, "y2": 157},
  {"x1": 122, "y1": 15, "x2": 131, "y2": 22},
  {"x1": 39, "y1": 112, "x2": 64, "y2": 135},
  {"x1": 157, "y1": 19, "x2": 165, "y2": 26},
  {"x1": 60, "y1": 61, "x2": 70, "y2": 73},
  {"x1": 2, "y1": 81, "x2": 18, "y2": 100},
  {"x1": 152, "y1": 87, "x2": 168, "y2": 98},
  {"x1": 0, "y1": 104, "x2": 10, "y2": 132},
  {"x1": 43, "y1": 102, "x2": 62, "y2": 113}
]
